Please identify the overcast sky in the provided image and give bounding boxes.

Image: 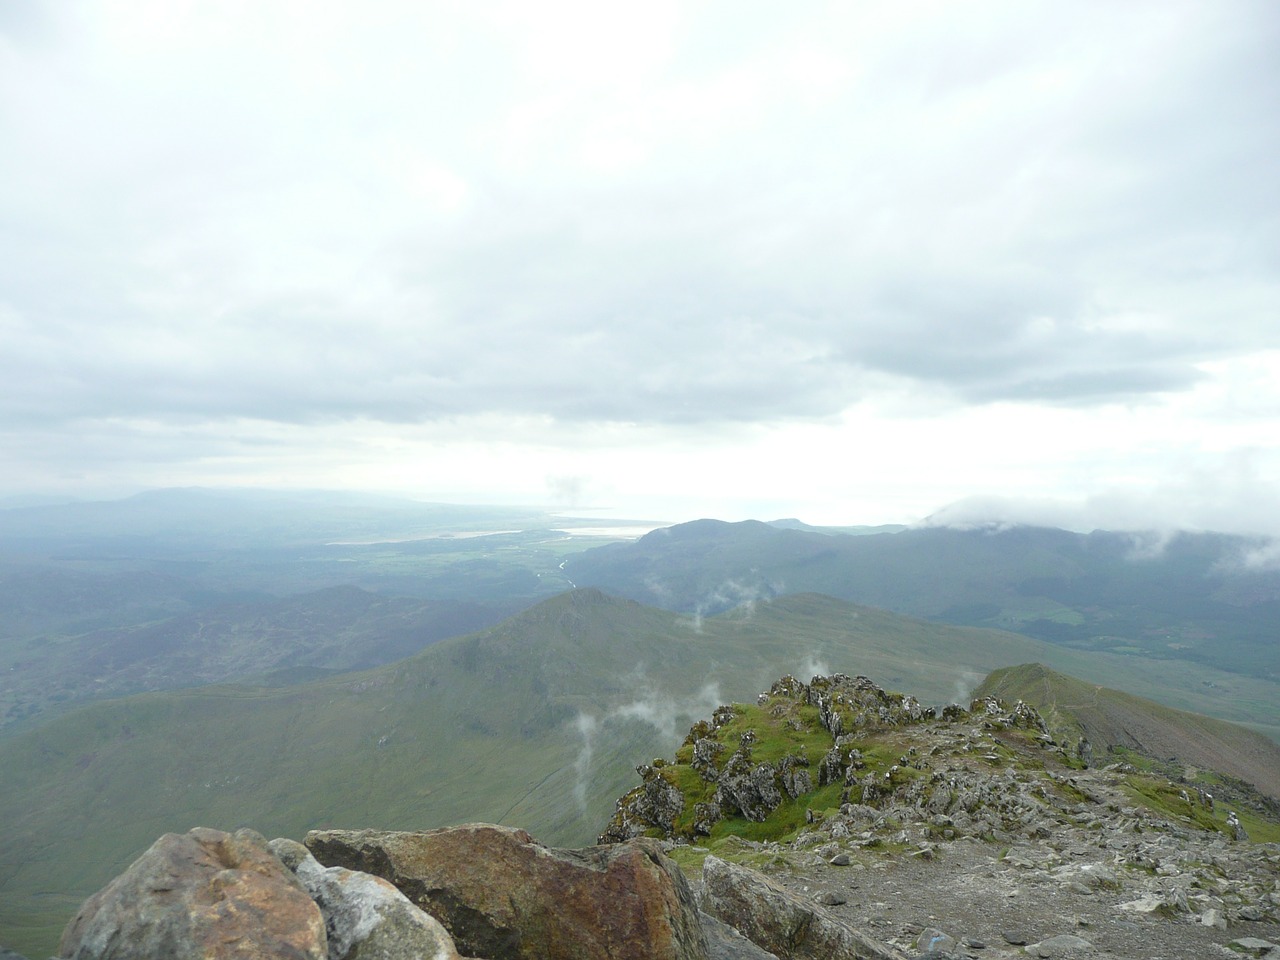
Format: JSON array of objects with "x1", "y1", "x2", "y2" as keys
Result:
[{"x1": 2, "y1": 1, "x2": 1278, "y2": 530}]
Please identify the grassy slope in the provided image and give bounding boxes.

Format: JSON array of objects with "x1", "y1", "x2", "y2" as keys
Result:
[
  {"x1": 2, "y1": 589, "x2": 1279, "y2": 956},
  {"x1": 975, "y1": 662, "x2": 1280, "y2": 798},
  {"x1": 0, "y1": 585, "x2": 528, "y2": 735}
]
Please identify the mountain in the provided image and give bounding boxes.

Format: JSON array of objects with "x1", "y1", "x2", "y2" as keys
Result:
[
  {"x1": 30, "y1": 671, "x2": 1280, "y2": 960},
  {"x1": 3, "y1": 588, "x2": 1279, "y2": 957},
  {"x1": 975, "y1": 662, "x2": 1280, "y2": 799},
  {"x1": 598, "y1": 672, "x2": 1280, "y2": 959},
  {"x1": 0, "y1": 585, "x2": 527, "y2": 734},
  {"x1": 564, "y1": 519, "x2": 1280, "y2": 682}
]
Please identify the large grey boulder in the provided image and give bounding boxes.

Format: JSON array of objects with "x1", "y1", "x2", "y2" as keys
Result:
[
  {"x1": 306, "y1": 823, "x2": 708, "y2": 960},
  {"x1": 269, "y1": 837, "x2": 462, "y2": 960},
  {"x1": 699, "y1": 856, "x2": 906, "y2": 960},
  {"x1": 59, "y1": 827, "x2": 326, "y2": 960}
]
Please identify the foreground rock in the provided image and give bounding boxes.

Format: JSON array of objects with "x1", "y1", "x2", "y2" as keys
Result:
[
  {"x1": 59, "y1": 827, "x2": 326, "y2": 960},
  {"x1": 699, "y1": 855, "x2": 906, "y2": 960},
  {"x1": 306, "y1": 823, "x2": 708, "y2": 960},
  {"x1": 269, "y1": 837, "x2": 462, "y2": 960}
]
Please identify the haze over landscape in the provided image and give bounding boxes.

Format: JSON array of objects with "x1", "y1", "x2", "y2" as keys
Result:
[
  {"x1": 2, "y1": 1, "x2": 1279, "y2": 531},
  {"x1": 3, "y1": 5, "x2": 1280, "y2": 959}
]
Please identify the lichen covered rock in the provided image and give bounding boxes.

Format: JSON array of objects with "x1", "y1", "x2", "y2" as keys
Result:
[
  {"x1": 306, "y1": 823, "x2": 708, "y2": 960},
  {"x1": 59, "y1": 827, "x2": 326, "y2": 960}
]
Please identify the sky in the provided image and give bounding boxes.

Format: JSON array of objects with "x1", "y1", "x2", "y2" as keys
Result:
[{"x1": 2, "y1": 1, "x2": 1278, "y2": 531}]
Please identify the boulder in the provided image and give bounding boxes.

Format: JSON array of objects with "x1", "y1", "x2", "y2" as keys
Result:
[
  {"x1": 59, "y1": 827, "x2": 326, "y2": 960},
  {"x1": 699, "y1": 912, "x2": 780, "y2": 960},
  {"x1": 699, "y1": 856, "x2": 906, "y2": 960},
  {"x1": 268, "y1": 838, "x2": 461, "y2": 960},
  {"x1": 306, "y1": 823, "x2": 707, "y2": 960}
]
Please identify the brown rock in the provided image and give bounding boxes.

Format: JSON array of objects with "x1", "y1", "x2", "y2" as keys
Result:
[
  {"x1": 59, "y1": 827, "x2": 326, "y2": 960},
  {"x1": 306, "y1": 823, "x2": 708, "y2": 960},
  {"x1": 700, "y1": 856, "x2": 906, "y2": 960}
]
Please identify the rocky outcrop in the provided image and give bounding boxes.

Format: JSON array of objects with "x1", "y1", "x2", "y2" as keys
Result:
[
  {"x1": 268, "y1": 837, "x2": 462, "y2": 960},
  {"x1": 305, "y1": 823, "x2": 708, "y2": 960},
  {"x1": 699, "y1": 856, "x2": 906, "y2": 960},
  {"x1": 59, "y1": 827, "x2": 326, "y2": 960},
  {"x1": 604, "y1": 762, "x2": 688, "y2": 841}
]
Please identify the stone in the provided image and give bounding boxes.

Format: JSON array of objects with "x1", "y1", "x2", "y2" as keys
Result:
[
  {"x1": 60, "y1": 826, "x2": 326, "y2": 960},
  {"x1": 1000, "y1": 931, "x2": 1028, "y2": 945},
  {"x1": 1231, "y1": 939, "x2": 1280, "y2": 957},
  {"x1": 600, "y1": 764, "x2": 687, "y2": 841},
  {"x1": 268, "y1": 837, "x2": 461, "y2": 960},
  {"x1": 815, "y1": 890, "x2": 847, "y2": 906},
  {"x1": 716, "y1": 754, "x2": 784, "y2": 822},
  {"x1": 829, "y1": 853, "x2": 852, "y2": 866},
  {"x1": 700, "y1": 855, "x2": 907, "y2": 960},
  {"x1": 1200, "y1": 907, "x2": 1227, "y2": 928},
  {"x1": 699, "y1": 912, "x2": 781, "y2": 960},
  {"x1": 1116, "y1": 894, "x2": 1166, "y2": 914},
  {"x1": 1023, "y1": 933, "x2": 1092, "y2": 958},
  {"x1": 1228, "y1": 812, "x2": 1249, "y2": 842},
  {"x1": 306, "y1": 823, "x2": 707, "y2": 960},
  {"x1": 914, "y1": 927, "x2": 955, "y2": 955}
]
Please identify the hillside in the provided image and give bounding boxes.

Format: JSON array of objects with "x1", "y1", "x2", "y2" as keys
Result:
[
  {"x1": 0, "y1": 585, "x2": 526, "y2": 734},
  {"x1": 564, "y1": 519, "x2": 1280, "y2": 682},
  {"x1": 975, "y1": 663, "x2": 1280, "y2": 799},
  {"x1": 3, "y1": 589, "x2": 1280, "y2": 957}
]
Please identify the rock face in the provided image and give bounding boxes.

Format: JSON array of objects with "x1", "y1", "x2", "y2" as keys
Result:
[
  {"x1": 601, "y1": 674, "x2": 930, "y2": 841},
  {"x1": 699, "y1": 856, "x2": 906, "y2": 960},
  {"x1": 268, "y1": 837, "x2": 462, "y2": 960},
  {"x1": 59, "y1": 827, "x2": 326, "y2": 960},
  {"x1": 306, "y1": 823, "x2": 709, "y2": 960}
]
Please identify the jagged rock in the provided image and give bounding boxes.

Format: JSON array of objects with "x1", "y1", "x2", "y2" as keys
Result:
[
  {"x1": 716, "y1": 754, "x2": 784, "y2": 822},
  {"x1": 59, "y1": 827, "x2": 326, "y2": 960},
  {"x1": 694, "y1": 801, "x2": 724, "y2": 836},
  {"x1": 600, "y1": 763, "x2": 688, "y2": 841},
  {"x1": 778, "y1": 754, "x2": 813, "y2": 799},
  {"x1": 268, "y1": 837, "x2": 462, "y2": 960},
  {"x1": 700, "y1": 855, "x2": 907, "y2": 960},
  {"x1": 306, "y1": 823, "x2": 708, "y2": 960},
  {"x1": 693, "y1": 738, "x2": 725, "y2": 781}
]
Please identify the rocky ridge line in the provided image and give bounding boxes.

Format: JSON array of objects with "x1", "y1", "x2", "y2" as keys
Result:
[{"x1": 601, "y1": 673, "x2": 1280, "y2": 959}]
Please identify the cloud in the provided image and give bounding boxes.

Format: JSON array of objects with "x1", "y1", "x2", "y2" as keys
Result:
[
  {"x1": 569, "y1": 680, "x2": 723, "y2": 809},
  {"x1": 2, "y1": 2, "x2": 1279, "y2": 522},
  {"x1": 921, "y1": 447, "x2": 1280, "y2": 537}
]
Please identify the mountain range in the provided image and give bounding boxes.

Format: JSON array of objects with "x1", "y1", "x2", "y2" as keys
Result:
[{"x1": 3, "y1": 587, "x2": 1279, "y2": 957}]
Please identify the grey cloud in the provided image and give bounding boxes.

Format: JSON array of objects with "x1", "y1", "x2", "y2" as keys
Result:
[{"x1": 1, "y1": 1, "x2": 1277, "y2": 438}]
